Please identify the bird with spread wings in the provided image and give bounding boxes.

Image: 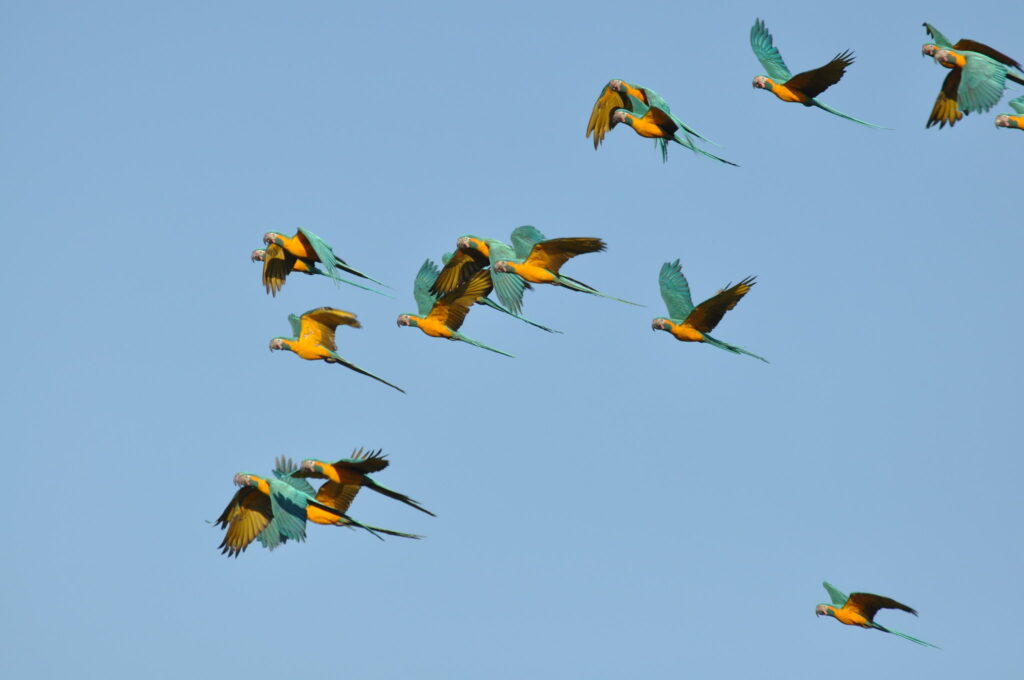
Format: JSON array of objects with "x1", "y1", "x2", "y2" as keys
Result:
[{"x1": 816, "y1": 581, "x2": 938, "y2": 647}]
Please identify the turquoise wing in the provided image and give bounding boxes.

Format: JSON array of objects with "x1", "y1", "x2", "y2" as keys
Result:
[
  {"x1": 1009, "y1": 95, "x2": 1024, "y2": 114},
  {"x1": 922, "y1": 22, "x2": 953, "y2": 49},
  {"x1": 959, "y1": 53, "x2": 1008, "y2": 113},
  {"x1": 296, "y1": 227, "x2": 343, "y2": 281},
  {"x1": 286, "y1": 314, "x2": 302, "y2": 339},
  {"x1": 274, "y1": 456, "x2": 316, "y2": 496},
  {"x1": 751, "y1": 18, "x2": 792, "y2": 82},
  {"x1": 822, "y1": 581, "x2": 849, "y2": 607},
  {"x1": 658, "y1": 260, "x2": 694, "y2": 320},
  {"x1": 486, "y1": 239, "x2": 527, "y2": 314},
  {"x1": 266, "y1": 478, "x2": 311, "y2": 543},
  {"x1": 414, "y1": 260, "x2": 440, "y2": 316},
  {"x1": 511, "y1": 226, "x2": 547, "y2": 259}
]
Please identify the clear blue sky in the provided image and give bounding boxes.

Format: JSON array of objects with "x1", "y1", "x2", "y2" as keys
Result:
[{"x1": 3, "y1": 1, "x2": 1021, "y2": 678}]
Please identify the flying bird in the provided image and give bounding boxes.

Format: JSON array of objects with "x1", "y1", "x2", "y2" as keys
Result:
[
  {"x1": 432, "y1": 235, "x2": 529, "y2": 314},
  {"x1": 586, "y1": 79, "x2": 737, "y2": 165},
  {"x1": 492, "y1": 237, "x2": 640, "y2": 305},
  {"x1": 652, "y1": 260, "x2": 767, "y2": 362},
  {"x1": 397, "y1": 265, "x2": 514, "y2": 357},
  {"x1": 996, "y1": 95, "x2": 1024, "y2": 129},
  {"x1": 292, "y1": 448, "x2": 435, "y2": 517},
  {"x1": 250, "y1": 245, "x2": 389, "y2": 298},
  {"x1": 262, "y1": 227, "x2": 388, "y2": 288},
  {"x1": 269, "y1": 307, "x2": 405, "y2": 393},
  {"x1": 750, "y1": 18, "x2": 884, "y2": 128},
  {"x1": 816, "y1": 581, "x2": 938, "y2": 647}
]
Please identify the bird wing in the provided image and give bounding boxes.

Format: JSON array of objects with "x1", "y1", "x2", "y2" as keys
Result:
[
  {"x1": 286, "y1": 313, "x2": 303, "y2": 339},
  {"x1": 927, "y1": 69, "x2": 964, "y2": 128},
  {"x1": 298, "y1": 307, "x2": 361, "y2": 352},
  {"x1": 822, "y1": 581, "x2": 849, "y2": 607},
  {"x1": 414, "y1": 259, "x2": 441, "y2": 316},
  {"x1": 525, "y1": 238, "x2": 606, "y2": 274},
  {"x1": 430, "y1": 247, "x2": 489, "y2": 296},
  {"x1": 215, "y1": 487, "x2": 272, "y2": 557},
  {"x1": 658, "y1": 260, "x2": 695, "y2": 320},
  {"x1": 428, "y1": 270, "x2": 493, "y2": 331},
  {"x1": 1010, "y1": 95, "x2": 1024, "y2": 114},
  {"x1": 953, "y1": 40, "x2": 1021, "y2": 69},
  {"x1": 586, "y1": 81, "x2": 634, "y2": 148},
  {"x1": 685, "y1": 276, "x2": 756, "y2": 333},
  {"x1": 296, "y1": 227, "x2": 341, "y2": 273},
  {"x1": 261, "y1": 243, "x2": 297, "y2": 297},
  {"x1": 314, "y1": 481, "x2": 362, "y2": 514},
  {"x1": 511, "y1": 225, "x2": 548, "y2": 259},
  {"x1": 333, "y1": 447, "x2": 391, "y2": 474},
  {"x1": 922, "y1": 22, "x2": 954, "y2": 49},
  {"x1": 783, "y1": 51, "x2": 853, "y2": 99},
  {"x1": 273, "y1": 456, "x2": 316, "y2": 495},
  {"x1": 645, "y1": 106, "x2": 680, "y2": 136},
  {"x1": 845, "y1": 592, "x2": 918, "y2": 621},
  {"x1": 264, "y1": 478, "x2": 312, "y2": 546},
  {"x1": 486, "y1": 239, "x2": 528, "y2": 314},
  {"x1": 958, "y1": 52, "x2": 1008, "y2": 114},
  {"x1": 750, "y1": 18, "x2": 793, "y2": 82}
]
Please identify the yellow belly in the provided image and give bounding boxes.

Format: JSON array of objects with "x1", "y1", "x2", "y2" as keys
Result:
[
  {"x1": 289, "y1": 339, "x2": 332, "y2": 360},
  {"x1": 834, "y1": 609, "x2": 870, "y2": 627},
  {"x1": 671, "y1": 324, "x2": 705, "y2": 343},
  {"x1": 630, "y1": 115, "x2": 666, "y2": 139},
  {"x1": 307, "y1": 505, "x2": 343, "y2": 525},
  {"x1": 771, "y1": 84, "x2": 809, "y2": 104},
  {"x1": 282, "y1": 234, "x2": 317, "y2": 260},
  {"x1": 513, "y1": 263, "x2": 556, "y2": 283},
  {"x1": 416, "y1": 316, "x2": 453, "y2": 338}
]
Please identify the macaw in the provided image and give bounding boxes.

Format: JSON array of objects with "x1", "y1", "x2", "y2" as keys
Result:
[
  {"x1": 262, "y1": 227, "x2": 388, "y2": 288},
  {"x1": 274, "y1": 456, "x2": 423, "y2": 538},
  {"x1": 290, "y1": 448, "x2": 435, "y2": 517},
  {"x1": 922, "y1": 23, "x2": 1024, "y2": 128},
  {"x1": 269, "y1": 307, "x2": 405, "y2": 393},
  {"x1": 492, "y1": 237, "x2": 641, "y2": 305},
  {"x1": 652, "y1": 259, "x2": 767, "y2": 362},
  {"x1": 750, "y1": 19, "x2": 884, "y2": 128},
  {"x1": 585, "y1": 79, "x2": 737, "y2": 165},
  {"x1": 397, "y1": 265, "x2": 514, "y2": 357},
  {"x1": 250, "y1": 245, "x2": 390, "y2": 298},
  {"x1": 431, "y1": 235, "x2": 528, "y2": 314},
  {"x1": 816, "y1": 581, "x2": 938, "y2": 648},
  {"x1": 213, "y1": 470, "x2": 380, "y2": 557},
  {"x1": 996, "y1": 96, "x2": 1024, "y2": 129}
]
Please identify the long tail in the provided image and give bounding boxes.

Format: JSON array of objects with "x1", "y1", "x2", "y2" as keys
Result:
[
  {"x1": 330, "y1": 353, "x2": 406, "y2": 393},
  {"x1": 557, "y1": 275, "x2": 644, "y2": 306},
  {"x1": 331, "y1": 261, "x2": 391, "y2": 289},
  {"x1": 313, "y1": 268, "x2": 394, "y2": 298},
  {"x1": 812, "y1": 99, "x2": 890, "y2": 129},
  {"x1": 365, "y1": 479, "x2": 437, "y2": 516},
  {"x1": 702, "y1": 333, "x2": 769, "y2": 363},
  {"x1": 677, "y1": 121, "x2": 722, "y2": 148},
  {"x1": 332, "y1": 512, "x2": 385, "y2": 541},
  {"x1": 343, "y1": 521, "x2": 422, "y2": 539},
  {"x1": 872, "y1": 623, "x2": 939, "y2": 648},
  {"x1": 478, "y1": 296, "x2": 562, "y2": 333},
  {"x1": 1008, "y1": 69, "x2": 1024, "y2": 86},
  {"x1": 670, "y1": 136, "x2": 738, "y2": 166},
  {"x1": 451, "y1": 332, "x2": 514, "y2": 357}
]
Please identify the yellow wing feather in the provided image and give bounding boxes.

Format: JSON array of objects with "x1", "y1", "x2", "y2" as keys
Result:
[
  {"x1": 685, "y1": 277, "x2": 756, "y2": 333},
  {"x1": 262, "y1": 243, "x2": 297, "y2": 296},
  {"x1": 427, "y1": 270, "x2": 493, "y2": 331},
  {"x1": 525, "y1": 238, "x2": 606, "y2": 274},
  {"x1": 299, "y1": 307, "x2": 361, "y2": 351},
  {"x1": 216, "y1": 487, "x2": 272, "y2": 557}
]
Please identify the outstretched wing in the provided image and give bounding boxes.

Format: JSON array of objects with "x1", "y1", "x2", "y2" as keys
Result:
[
  {"x1": 845, "y1": 592, "x2": 918, "y2": 621},
  {"x1": 658, "y1": 260, "x2": 694, "y2": 320},
  {"x1": 927, "y1": 69, "x2": 964, "y2": 128},
  {"x1": 486, "y1": 239, "x2": 528, "y2": 314},
  {"x1": 431, "y1": 246, "x2": 489, "y2": 296},
  {"x1": 414, "y1": 260, "x2": 440, "y2": 316},
  {"x1": 1010, "y1": 95, "x2": 1024, "y2": 114},
  {"x1": 586, "y1": 81, "x2": 634, "y2": 149},
  {"x1": 525, "y1": 238, "x2": 606, "y2": 275},
  {"x1": 428, "y1": 270, "x2": 493, "y2": 331},
  {"x1": 315, "y1": 481, "x2": 362, "y2": 515},
  {"x1": 922, "y1": 22, "x2": 954, "y2": 49},
  {"x1": 953, "y1": 40, "x2": 1021, "y2": 69},
  {"x1": 332, "y1": 447, "x2": 391, "y2": 474},
  {"x1": 784, "y1": 51, "x2": 853, "y2": 99},
  {"x1": 287, "y1": 313, "x2": 303, "y2": 339},
  {"x1": 958, "y1": 52, "x2": 1008, "y2": 114},
  {"x1": 274, "y1": 456, "x2": 316, "y2": 495},
  {"x1": 261, "y1": 243, "x2": 297, "y2": 297},
  {"x1": 263, "y1": 478, "x2": 312, "y2": 548},
  {"x1": 511, "y1": 225, "x2": 548, "y2": 259},
  {"x1": 685, "y1": 276, "x2": 756, "y2": 333},
  {"x1": 822, "y1": 581, "x2": 849, "y2": 607},
  {"x1": 751, "y1": 18, "x2": 792, "y2": 82},
  {"x1": 214, "y1": 487, "x2": 272, "y2": 557},
  {"x1": 296, "y1": 227, "x2": 342, "y2": 276},
  {"x1": 299, "y1": 307, "x2": 361, "y2": 351}
]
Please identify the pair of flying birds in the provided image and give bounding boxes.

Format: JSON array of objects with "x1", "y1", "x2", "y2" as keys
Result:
[{"x1": 215, "y1": 450, "x2": 433, "y2": 557}]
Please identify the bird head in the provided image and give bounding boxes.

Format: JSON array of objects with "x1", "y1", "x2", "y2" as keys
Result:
[
  {"x1": 300, "y1": 459, "x2": 324, "y2": 475},
  {"x1": 492, "y1": 260, "x2": 513, "y2": 273},
  {"x1": 752, "y1": 75, "x2": 773, "y2": 91},
  {"x1": 815, "y1": 604, "x2": 835, "y2": 618},
  {"x1": 263, "y1": 232, "x2": 284, "y2": 246},
  {"x1": 933, "y1": 49, "x2": 963, "y2": 68},
  {"x1": 233, "y1": 473, "x2": 256, "y2": 487},
  {"x1": 457, "y1": 235, "x2": 489, "y2": 257},
  {"x1": 921, "y1": 43, "x2": 939, "y2": 58},
  {"x1": 995, "y1": 114, "x2": 1018, "y2": 128},
  {"x1": 611, "y1": 109, "x2": 632, "y2": 128},
  {"x1": 608, "y1": 79, "x2": 625, "y2": 92},
  {"x1": 268, "y1": 337, "x2": 290, "y2": 352},
  {"x1": 396, "y1": 314, "x2": 418, "y2": 328},
  {"x1": 250, "y1": 249, "x2": 266, "y2": 262},
  {"x1": 651, "y1": 318, "x2": 670, "y2": 332}
]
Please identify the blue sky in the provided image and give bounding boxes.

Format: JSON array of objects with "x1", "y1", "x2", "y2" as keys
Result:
[{"x1": 3, "y1": 2, "x2": 1021, "y2": 678}]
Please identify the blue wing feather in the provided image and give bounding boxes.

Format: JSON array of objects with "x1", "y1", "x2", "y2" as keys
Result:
[
  {"x1": 659, "y1": 260, "x2": 695, "y2": 320},
  {"x1": 751, "y1": 18, "x2": 792, "y2": 82}
]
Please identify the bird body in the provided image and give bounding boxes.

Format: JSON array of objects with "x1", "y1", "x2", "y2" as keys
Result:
[
  {"x1": 294, "y1": 449, "x2": 435, "y2": 517},
  {"x1": 251, "y1": 246, "x2": 388, "y2": 297},
  {"x1": 996, "y1": 96, "x2": 1024, "y2": 128},
  {"x1": 262, "y1": 227, "x2": 388, "y2": 288},
  {"x1": 816, "y1": 581, "x2": 938, "y2": 647}
]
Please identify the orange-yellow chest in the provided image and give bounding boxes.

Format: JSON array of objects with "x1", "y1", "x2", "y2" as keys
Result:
[
  {"x1": 416, "y1": 315, "x2": 454, "y2": 338},
  {"x1": 670, "y1": 323, "x2": 705, "y2": 343},
  {"x1": 512, "y1": 263, "x2": 556, "y2": 284},
  {"x1": 279, "y1": 234, "x2": 317, "y2": 260},
  {"x1": 833, "y1": 607, "x2": 870, "y2": 627},
  {"x1": 770, "y1": 83, "x2": 810, "y2": 104},
  {"x1": 1007, "y1": 115, "x2": 1024, "y2": 129},
  {"x1": 255, "y1": 479, "x2": 272, "y2": 496},
  {"x1": 628, "y1": 113, "x2": 667, "y2": 139},
  {"x1": 292, "y1": 259, "x2": 315, "y2": 274},
  {"x1": 306, "y1": 504, "x2": 342, "y2": 526},
  {"x1": 289, "y1": 337, "x2": 332, "y2": 360}
]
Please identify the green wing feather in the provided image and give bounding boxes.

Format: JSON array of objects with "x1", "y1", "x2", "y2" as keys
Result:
[
  {"x1": 296, "y1": 228, "x2": 343, "y2": 283},
  {"x1": 274, "y1": 456, "x2": 316, "y2": 496},
  {"x1": 486, "y1": 239, "x2": 527, "y2": 314},
  {"x1": 511, "y1": 226, "x2": 548, "y2": 259},
  {"x1": 286, "y1": 313, "x2": 302, "y2": 339},
  {"x1": 751, "y1": 18, "x2": 792, "y2": 82},
  {"x1": 958, "y1": 52, "x2": 1008, "y2": 113},
  {"x1": 659, "y1": 260, "x2": 695, "y2": 320},
  {"x1": 922, "y1": 22, "x2": 954, "y2": 49},
  {"x1": 1010, "y1": 95, "x2": 1024, "y2": 114},
  {"x1": 822, "y1": 581, "x2": 849, "y2": 607},
  {"x1": 414, "y1": 260, "x2": 440, "y2": 316},
  {"x1": 257, "y1": 478, "x2": 310, "y2": 549}
]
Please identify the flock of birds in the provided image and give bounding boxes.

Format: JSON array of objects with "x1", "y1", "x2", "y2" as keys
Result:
[{"x1": 209, "y1": 18, "x2": 1022, "y2": 649}]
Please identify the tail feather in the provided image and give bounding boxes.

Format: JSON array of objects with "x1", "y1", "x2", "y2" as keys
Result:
[
  {"x1": 451, "y1": 332, "x2": 514, "y2": 357},
  {"x1": 671, "y1": 136, "x2": 738, "y2": 166},
  {"x1": 359, "y1": 524, "x2": 423, "y2": 540},
  {"x1": 478, "y1": 296, "x2": 562, "y2": 333},
  {"x1": 365, "y1": 479, "x2": 437, "y2": 517},
  {"x1": 313, "y1": 268, "x2": 393, "y2": 298},
  {"x1": 557, "y1": 276, "x2": 643, "y2": 306},
  {"x1": 332, "y1": 262, "x2": 391, "y2": 289},
  {"x1": 812, "y1": 99, "x2": 890, "y2": 129},
  {"x1": 1008, "y1": 69, "x2": 1024, "y2": 86},
  {"x1": 702, "y1": 333, "x2": 769, "y2": 363},
  {"x1": 872, "y1": 623, "x2": 939, "y2": 648}
]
